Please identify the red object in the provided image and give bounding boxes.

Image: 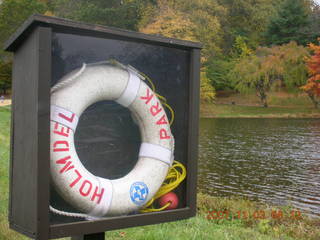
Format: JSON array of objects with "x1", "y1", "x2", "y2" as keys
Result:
[{"x1": 159, "y1": 192, "x2": 179, "y2": 210}]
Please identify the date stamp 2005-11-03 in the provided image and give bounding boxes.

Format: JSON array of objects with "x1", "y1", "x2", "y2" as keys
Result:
[{"x1": 206, "y1": 209, "x2": 303, "y2": 220}]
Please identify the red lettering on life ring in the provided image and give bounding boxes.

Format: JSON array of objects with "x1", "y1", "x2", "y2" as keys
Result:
[
  {"x1": 160, "y1": 129, "x2": 170, "y2": 139},
  {"x1": 156, "y1": 115, "x2": 168, "y2": 125},
  {"x1": 59, "y1": 111, "x2": 75, "y2": 123},
  {"x1": 140, "y1": 88, "x2": 154, "y2": 104},
  {"x1": 54, "y1": 122, "x2": 70, "y2": 137},
  {"x1": 51, "y1": 123, "x2": 106, "y2": 204},
  {"x1": 91, "y1": 187, "x2": 105, "y2": 204},
  {"x1": 53, "y1": 141, "x2": 69, "y2": 152},
  {"x1": 80, "y1": 180, "x2": 93, "y2": 197},
  {"x1": 56, "y1": 156, "x2": 74, "y2": 173},
  {"x1": 140, "y1": 88, "x2": 171, "y2": 140},
  {"x1": 150, "y1": 102, "x2": 162, "y2": 116}
]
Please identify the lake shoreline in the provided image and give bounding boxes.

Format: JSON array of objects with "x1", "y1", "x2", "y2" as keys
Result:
[
  {"x1": 201, "y1": 103, "x2": 320, "y2": 118},
  {"x1": 201, "y1": 115, "x2": 320, "y2": 118}
]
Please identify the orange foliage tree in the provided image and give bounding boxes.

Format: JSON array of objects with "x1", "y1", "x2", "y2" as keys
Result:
[
  {"x1": 301, "y1": 39, "x2": 320, "y2": 108},
  {"x1": 229, "y1": 41, "x2": 308, "y2": 107}
]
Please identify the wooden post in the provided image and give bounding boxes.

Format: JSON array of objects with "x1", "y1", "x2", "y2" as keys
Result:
[{"x1": 72, "y1": 232, "x2": 105, "y2": 240}]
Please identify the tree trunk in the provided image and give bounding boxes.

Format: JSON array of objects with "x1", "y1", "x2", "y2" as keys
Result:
[
  {"x1": 256, "y1": 79, "x2": 269, "y2": 108},
  {"x1": 263, "y1": 100, "x2": 268, "y2": 108},
  {"x1": 258, "y1": 90, "x2": 268, "y2": 108},
  {"x1": 308, "y1": 93, "x2": 319, "y2": 109}
]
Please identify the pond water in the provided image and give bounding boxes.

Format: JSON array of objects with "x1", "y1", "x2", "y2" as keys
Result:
[{"x1": 198, "y1": 118, "x2": 320, "y2": 217}]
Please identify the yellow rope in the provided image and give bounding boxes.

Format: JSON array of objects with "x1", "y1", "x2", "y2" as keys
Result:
[
  {"x1": 140, "y1": 202, "x2": 171, "y2": 213},
  {"x1": 138, "y1": 72, "x2": 185, "y2": 212},
  {"x1": 144, "y1": 74, "x2": 156, "y2": 93},
  {"x1": 109, "y1": 60, "x2": 175, "y2": 125},
  {"x1": 162, "y1": 102, "x2": 175, "y2": 126},
  {"x1": 141, "y1": 72, "x2": 175, "y2": 126},
  {"x1": 140, "y1": 161, "x2": 187, "y2": 213}
]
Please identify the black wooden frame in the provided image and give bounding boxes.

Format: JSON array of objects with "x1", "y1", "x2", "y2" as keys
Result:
[{"x1": 4, "y1": 15, "x2": 201, "y2": 240}]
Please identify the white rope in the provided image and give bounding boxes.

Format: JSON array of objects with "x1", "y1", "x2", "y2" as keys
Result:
[
  {"x1": 49, "y1": 205, "x2": 90, "y2": 219},
  {"x1": 50, "y1": 61, "x2": 144, "y2": 95},
  {"x1": 51, "y1": 63, "x2": 87, "y2": 93}
]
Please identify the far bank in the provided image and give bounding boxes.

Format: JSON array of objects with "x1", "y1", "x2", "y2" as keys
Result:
[{"x1": 201, "y1": 92, "x2": 320, "y2": 118}]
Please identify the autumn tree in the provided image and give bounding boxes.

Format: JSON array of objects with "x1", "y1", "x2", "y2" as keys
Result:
[
  {"x1": 206, "y1": 36, "x2": 253, "y2": 91},
  {"x1": 139, "y1": 0, "x2": 227, "y2": 102},
  {"x1": 200, "y1": 69, "x2": 216, "y2": 103},
  {"x1": 201, "y1": 0, "x2": 287, "y2": 91},
  {"x1": 229, "y1": 54, "x2": 273, "y2": 107},
  {"x1": 301, "y1": 39, "x2": 320, "y2": 108},
  {"x1": 139, "y1": 6, "x2": 197, "y2": 42},
  {"x1": 261, "y1": 42, "x2": 309, "y2": 90},
  {"x1": 140, "y1": 0, "x2": 226, "y2": 61},
  {"x1": 231, "y1": 36, "x2": 254, "y2": 58},
  {"x1": 175, "y1": 0, "x2": 226, "y2": 60},
  {"x1": 229, "y1": 41, "x2": 309, "y2": 107}
]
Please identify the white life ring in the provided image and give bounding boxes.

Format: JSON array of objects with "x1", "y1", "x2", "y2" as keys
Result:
[{"x1": 50, "y1": 62, "x2": 174, "y2": 217}]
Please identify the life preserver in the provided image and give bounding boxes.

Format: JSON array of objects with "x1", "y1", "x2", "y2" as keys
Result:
[{"x1": 50, "y1": 62, "x2": 174, "y2": 217}]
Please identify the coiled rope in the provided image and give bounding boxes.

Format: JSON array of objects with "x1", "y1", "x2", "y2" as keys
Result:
[{"x1": 140, "y1": 161, "x2": 186, "y2": 212}]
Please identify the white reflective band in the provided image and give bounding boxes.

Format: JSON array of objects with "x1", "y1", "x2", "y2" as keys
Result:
[
  {"x1": 88, "y1": 178, "x2": 113, "y2": 217},
  {"x1": 139, "y1": 143, "x2": 172, "y2": 166},
  {"x1": 116, "y1": 71, "x2": 141, "y2": 107},
  {"x1": 51, "y1": 105, "x2": 79, "y2": 132}
]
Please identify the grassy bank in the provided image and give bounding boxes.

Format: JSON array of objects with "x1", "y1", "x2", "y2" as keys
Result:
[
  {"x1": 0, "y1": 106, "x2": 12, "y2": 239},
  {"x1": 202, "y1": 92, "x2": 320, "y2": 118},
  {"x1": 215, "y1": 91, "x2": 313, "y2": 107},
  {"x1": 201, "y1": 104, "x2": 320, "y2": 118},
  {"x1": 1, "y1": 106, "x2": 320, "y2": 240}
]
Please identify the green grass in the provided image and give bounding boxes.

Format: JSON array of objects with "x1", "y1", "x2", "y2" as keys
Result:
[
  {"x1": 268, "y1": 94, "x2": 312, "y2": 107},
  {"x1": 201, "y1": 104, "x2": 320, "y2": 118},
  {"x1": 105, "y1": 194, "x2": 320, "y2": 240},
  {"x1": 1, "y1": 106, "x2": 320, "y2": 240},
  {"x1": 207, "y1": 91, "x2": 320, "y2": 118},
  {"x1": 215, "y1": 91, "x2": 314, "y2": 108},
  {"x1": 0, "y1": 106, "x2": 12, "y2": 239}
]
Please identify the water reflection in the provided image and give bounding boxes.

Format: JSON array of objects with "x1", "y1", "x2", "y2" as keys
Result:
[{"x1": 199, "y1": 118, "x2": 320, "y2": 216}]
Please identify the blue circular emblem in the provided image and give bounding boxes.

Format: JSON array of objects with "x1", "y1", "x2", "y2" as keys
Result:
[{"x1": 130, "y1": 182, "x2": 149, "y2": 205}]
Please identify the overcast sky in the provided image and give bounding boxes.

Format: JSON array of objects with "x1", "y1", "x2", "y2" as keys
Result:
[{"x1": 315, "y1": 0, "x2": 320, "y2": 5}]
